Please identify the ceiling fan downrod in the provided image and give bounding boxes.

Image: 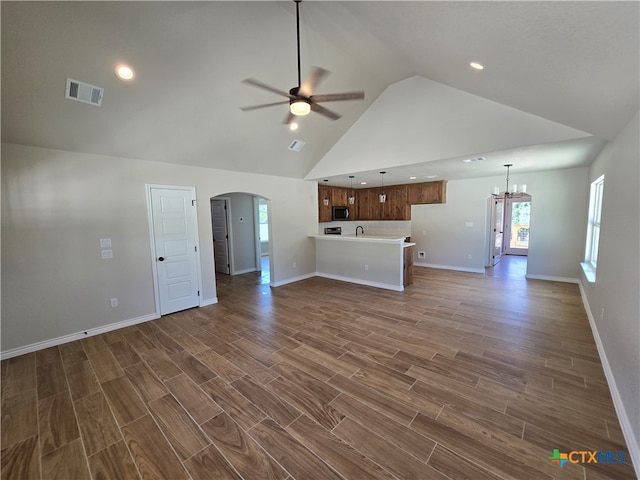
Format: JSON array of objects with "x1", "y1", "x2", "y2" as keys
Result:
[{"x1": 295, "y1": 0, "x2": 302, "y2": 90}]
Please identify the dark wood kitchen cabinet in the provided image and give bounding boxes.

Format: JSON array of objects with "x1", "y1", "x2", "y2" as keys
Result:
[
  {"x1": 319, "y1": 180, "x2": 446, "y2": 222},
  {"x1": 318, "y1": 185, "x2": 332, "y2": 222},
  {"x1": 384, "y1": 185, "x2": 409, "y2": 220},
  {"x1": 331, "y1": 187, "x2": 349, "y2": 206},
  {"x1": 407, "y1": 180, "x2": 446, "y2": 205},
  {"x1": 403, "y1": 245, "x2": 414, "y2": 287}
]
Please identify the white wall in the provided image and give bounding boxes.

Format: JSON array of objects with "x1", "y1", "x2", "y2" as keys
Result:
[
  {"x1": 410, "y1": 168, "x2": 589, "y2": 279},
  {"x1": 1, "y1": 143, "x2": 318, "y2": 354},
  {"x1": 580, "y1": 113, "x2": 639, "y2": 469},
  {"x1": 225, "y1": 193, "x2": 258, "y2": 274}
]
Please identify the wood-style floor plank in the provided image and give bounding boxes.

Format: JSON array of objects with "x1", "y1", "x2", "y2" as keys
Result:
[
  {"x1": 183, "y1": 445, "x2": 243, "y2": 480},
  {"x1": 0, "y1": 435, "x2": 40, "y2": 480},
  {"x1": 121, "y1": 414, "x2": 189, "y2": 480},
  {"x1": 248, "y1": 418, "x2": 344, "y2": 480},
  {"x1": 1, "y1": 264, "x2": 636, "y2": 480},
  {"x1": 200, "y1": 412, "x2": 288, "y2": 480},
  {"x1": 148, "y1": 394, "x2": 210, "y2": 460},
  {"x1": 73, "y1": 391, "x2": 121, "y2": 456},
  {"x1": 87, "y1": 439, "x2": 140, "y2": 480}
]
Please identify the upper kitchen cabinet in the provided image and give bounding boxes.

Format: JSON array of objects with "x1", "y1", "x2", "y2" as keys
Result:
[
  {"x1": 318, "y1": 180, "x2": 446, "y2": 222},
  {"x1": 383, "y1": 184, "x2": 409, "y2": 220},
  {"x1": 331, "y1": 187, "x2": 349, "y2": 206},
  {"x1": 407, "y1": 180, "x2": 447, "y2": 205},
  {"x1": 353, "y1": 189, "x2": 368, "y2": 220},
  {"x1": 318, "y1": 185, "x2": 332, "y2": 222}
]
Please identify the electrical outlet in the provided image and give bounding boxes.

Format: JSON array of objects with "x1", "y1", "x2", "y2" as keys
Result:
[
  {"x1": 101, "y1": 249, "x2": 113, "y2": 259},
  {"x1": 418, "y1": 251, "x2": 425, "y2": 259},
  {"x1": 110, "y1": 298, "x2": 118, "y2": 308},
  {"x1": 364, "y1": 264, "x2": 369, "y2": 271},
  {"x1": 292, "y1": 261, "x2": 297, "y2": 269},
  {"x1": 468, "y1": 254, "x2": 473, "y2": 259}
]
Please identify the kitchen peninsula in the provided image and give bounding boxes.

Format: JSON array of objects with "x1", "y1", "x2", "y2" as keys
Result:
[{"x1": 310, "y1": 234, "x2": 415, "y2": 291}]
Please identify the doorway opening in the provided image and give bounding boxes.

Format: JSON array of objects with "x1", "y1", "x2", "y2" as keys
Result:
[
  {"x1": 210, "y1": 193, "x2": 272, "y2": 289},
  {"x1": 486, "y1": 193, "x2": 532, "y2": 278},
  {"x1": 504, "y1": 196, "x2": 531, "y2": 256}
]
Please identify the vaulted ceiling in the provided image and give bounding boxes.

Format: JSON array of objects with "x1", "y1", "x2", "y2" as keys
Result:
[{"x1": 2, "y1": 2, "x2": 638, "y2": 186}]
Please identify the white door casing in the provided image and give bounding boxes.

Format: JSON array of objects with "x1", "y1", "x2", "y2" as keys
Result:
[
  {"x1": 148, "y1": 186, "x2": 201, "y2": 315},
  {"x1": 489, "y1": 197, "x2": 505, "y2": 266},
  {"x1": 211, "y1": 199, "x2": 231, "y2": 274}
]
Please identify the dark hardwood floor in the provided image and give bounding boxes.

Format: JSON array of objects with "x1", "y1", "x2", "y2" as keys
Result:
[{"x1": 1, "y1": 265, "x2": 636, "y2": 479}]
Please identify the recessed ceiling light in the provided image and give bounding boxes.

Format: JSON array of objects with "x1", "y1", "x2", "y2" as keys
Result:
[
  {"x1": 462, "y1": 157, "x2": 485, "y2": 163},
  {"x1": 470, "y1": 62, "x2": 484, "y2": 71},
  {"x1": 360, "y1": 181, "x2": 367, "y2": 185},
  {"x1": 289, "y1": 122, "x2": 299, "y2": 131},
  {"x1": 425, "y1": 175, "x2": 439, "y2": 179},
  {"x1": 115, "y1": 64, "x2": 135, "y2": 81},
  {"x1": 409, "y1": 176, "x2": 417, "y2": 180}
]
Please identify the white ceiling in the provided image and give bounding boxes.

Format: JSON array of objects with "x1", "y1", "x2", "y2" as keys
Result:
[{"x1": 2, "y1": 1, "x2": 638, "y2": 186}]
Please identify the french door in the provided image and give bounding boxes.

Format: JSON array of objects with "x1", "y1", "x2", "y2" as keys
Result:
[{"x1": 504, "y1": 196, "x2": 531, "y2": 256}]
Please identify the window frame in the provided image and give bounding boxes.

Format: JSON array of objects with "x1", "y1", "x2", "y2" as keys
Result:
[{"x1": 583, "y1": 174, "x2": 604, "y2": 281}]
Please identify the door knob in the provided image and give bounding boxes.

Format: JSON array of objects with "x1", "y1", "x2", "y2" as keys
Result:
[{"x1": 158, "y1": 257, "x2": 165, "y2": 262}]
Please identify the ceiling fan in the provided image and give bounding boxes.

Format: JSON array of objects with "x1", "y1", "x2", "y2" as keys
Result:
[{"x1": 240, "y1": 0, "x2": 365, "y2": 127}]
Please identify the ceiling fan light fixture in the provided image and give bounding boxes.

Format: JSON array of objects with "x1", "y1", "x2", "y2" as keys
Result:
[{"x1": 290, "y1": 99, "x2": 310, "y2": 116}]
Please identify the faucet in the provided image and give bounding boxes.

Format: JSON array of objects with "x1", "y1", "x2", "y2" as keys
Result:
[{"x1": 355, "y1": 225, "x2": 365, "y2": 236}]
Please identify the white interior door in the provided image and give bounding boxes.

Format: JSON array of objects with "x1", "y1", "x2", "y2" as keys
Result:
[
  {"x1": 490, "y1": 197, "x2": 505, "y2": 265},
  {"x1": 211, "y1": 199, "x2": 230, "y2": 274},
  {"x1": 150, "y1": 187, "x2": 200, "y2": 315}
]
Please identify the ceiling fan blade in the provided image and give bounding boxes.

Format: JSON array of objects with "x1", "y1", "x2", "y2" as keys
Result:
[
  {"x1": 299, "y1": 66, "x2": 330, "y2": 97},
  {"x1": 310, "y1": 91, "x2": 365, "y2": 103},
  {"x1": 310, "y1": 102, "x2": 341, "y2": 121},
  {"x1": 240, "y1": 100, "x2": 289, "y2": 112},
  {"x1": 242, "y1": 78, "x2": 294, "y2": 99}
]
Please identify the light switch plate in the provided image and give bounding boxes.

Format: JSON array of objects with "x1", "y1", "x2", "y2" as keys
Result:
[
  {"x1": 100, "y1": 238, "x2": 112, "y2": 248},
  {"x1": 101, "y1": 249, "x2": 113, "y2": 259}
]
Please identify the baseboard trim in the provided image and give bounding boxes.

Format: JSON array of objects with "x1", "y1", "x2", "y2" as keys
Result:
[
  {"x1": 270, "y1": 272, "x2": 316, "y2": 288},
  {"x1": 233, "y1": 267, "x2": 258, "y2": 275},
  {"x1": 200, "y1": 297, "x2": 218, "y2": 307},
  {"x1": 415, "y1": 262, "x2": 485, "y2": 274},
  {"x1": 0, "y1": 313, "x2": 159, "y2": 361},
  {"x1": 315, "y1": 272, "x2": 404, "y2": 292},
  {"x1": 525, "y1": 273, "x2": 580, "y2": 284},
  {"x1": 578, "y1": 281, "x2": 640, "y2": 478}
]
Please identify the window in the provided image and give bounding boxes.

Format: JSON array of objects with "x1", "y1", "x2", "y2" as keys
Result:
[{"x1": 583, "y1": 174, "x2": 604, "y2": 281}]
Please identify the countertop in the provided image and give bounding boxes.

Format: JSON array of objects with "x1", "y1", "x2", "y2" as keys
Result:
[{"x1": 310, "y1": 234, "x2": 416, "y2": 247}]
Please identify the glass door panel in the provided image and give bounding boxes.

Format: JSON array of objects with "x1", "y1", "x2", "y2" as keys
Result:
[{"x1": 504, "y1": 198, "x2": 530, "y2": 255}]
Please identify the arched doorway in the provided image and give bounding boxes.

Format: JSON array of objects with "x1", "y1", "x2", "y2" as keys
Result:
[{"x1": 210, "y1": 192, "x2": 272, "y2": 286}]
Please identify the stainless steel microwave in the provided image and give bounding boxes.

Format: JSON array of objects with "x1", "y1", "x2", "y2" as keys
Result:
[{"x1": 332, "y1": 205, "x2": 350, "y2": 221}]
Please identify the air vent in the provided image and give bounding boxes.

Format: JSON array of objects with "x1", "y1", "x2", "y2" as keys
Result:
[
  {"x1": 65, "y1": 78, "x2": 103, "y2": 106},
  {"x1": 288, "y1": 139, "x2": 306, "y2": 152},
  {"x1": 462, "y1": 156, "x2": 486, "y2": 163}
]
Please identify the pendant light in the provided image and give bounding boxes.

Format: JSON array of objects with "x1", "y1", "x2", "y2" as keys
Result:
[
  {"x1": 323, "y1": 179, "x2": 330, "y2": 205},
  {"x1": 491, "y1": 164, "x2": 527, "y2": 198},
  {"x1": 379, "y1": 171, "x2": 387, "y2": 203},
  {"x1": 348, "y1": 176, "x2": 355, "y2": 204}
]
